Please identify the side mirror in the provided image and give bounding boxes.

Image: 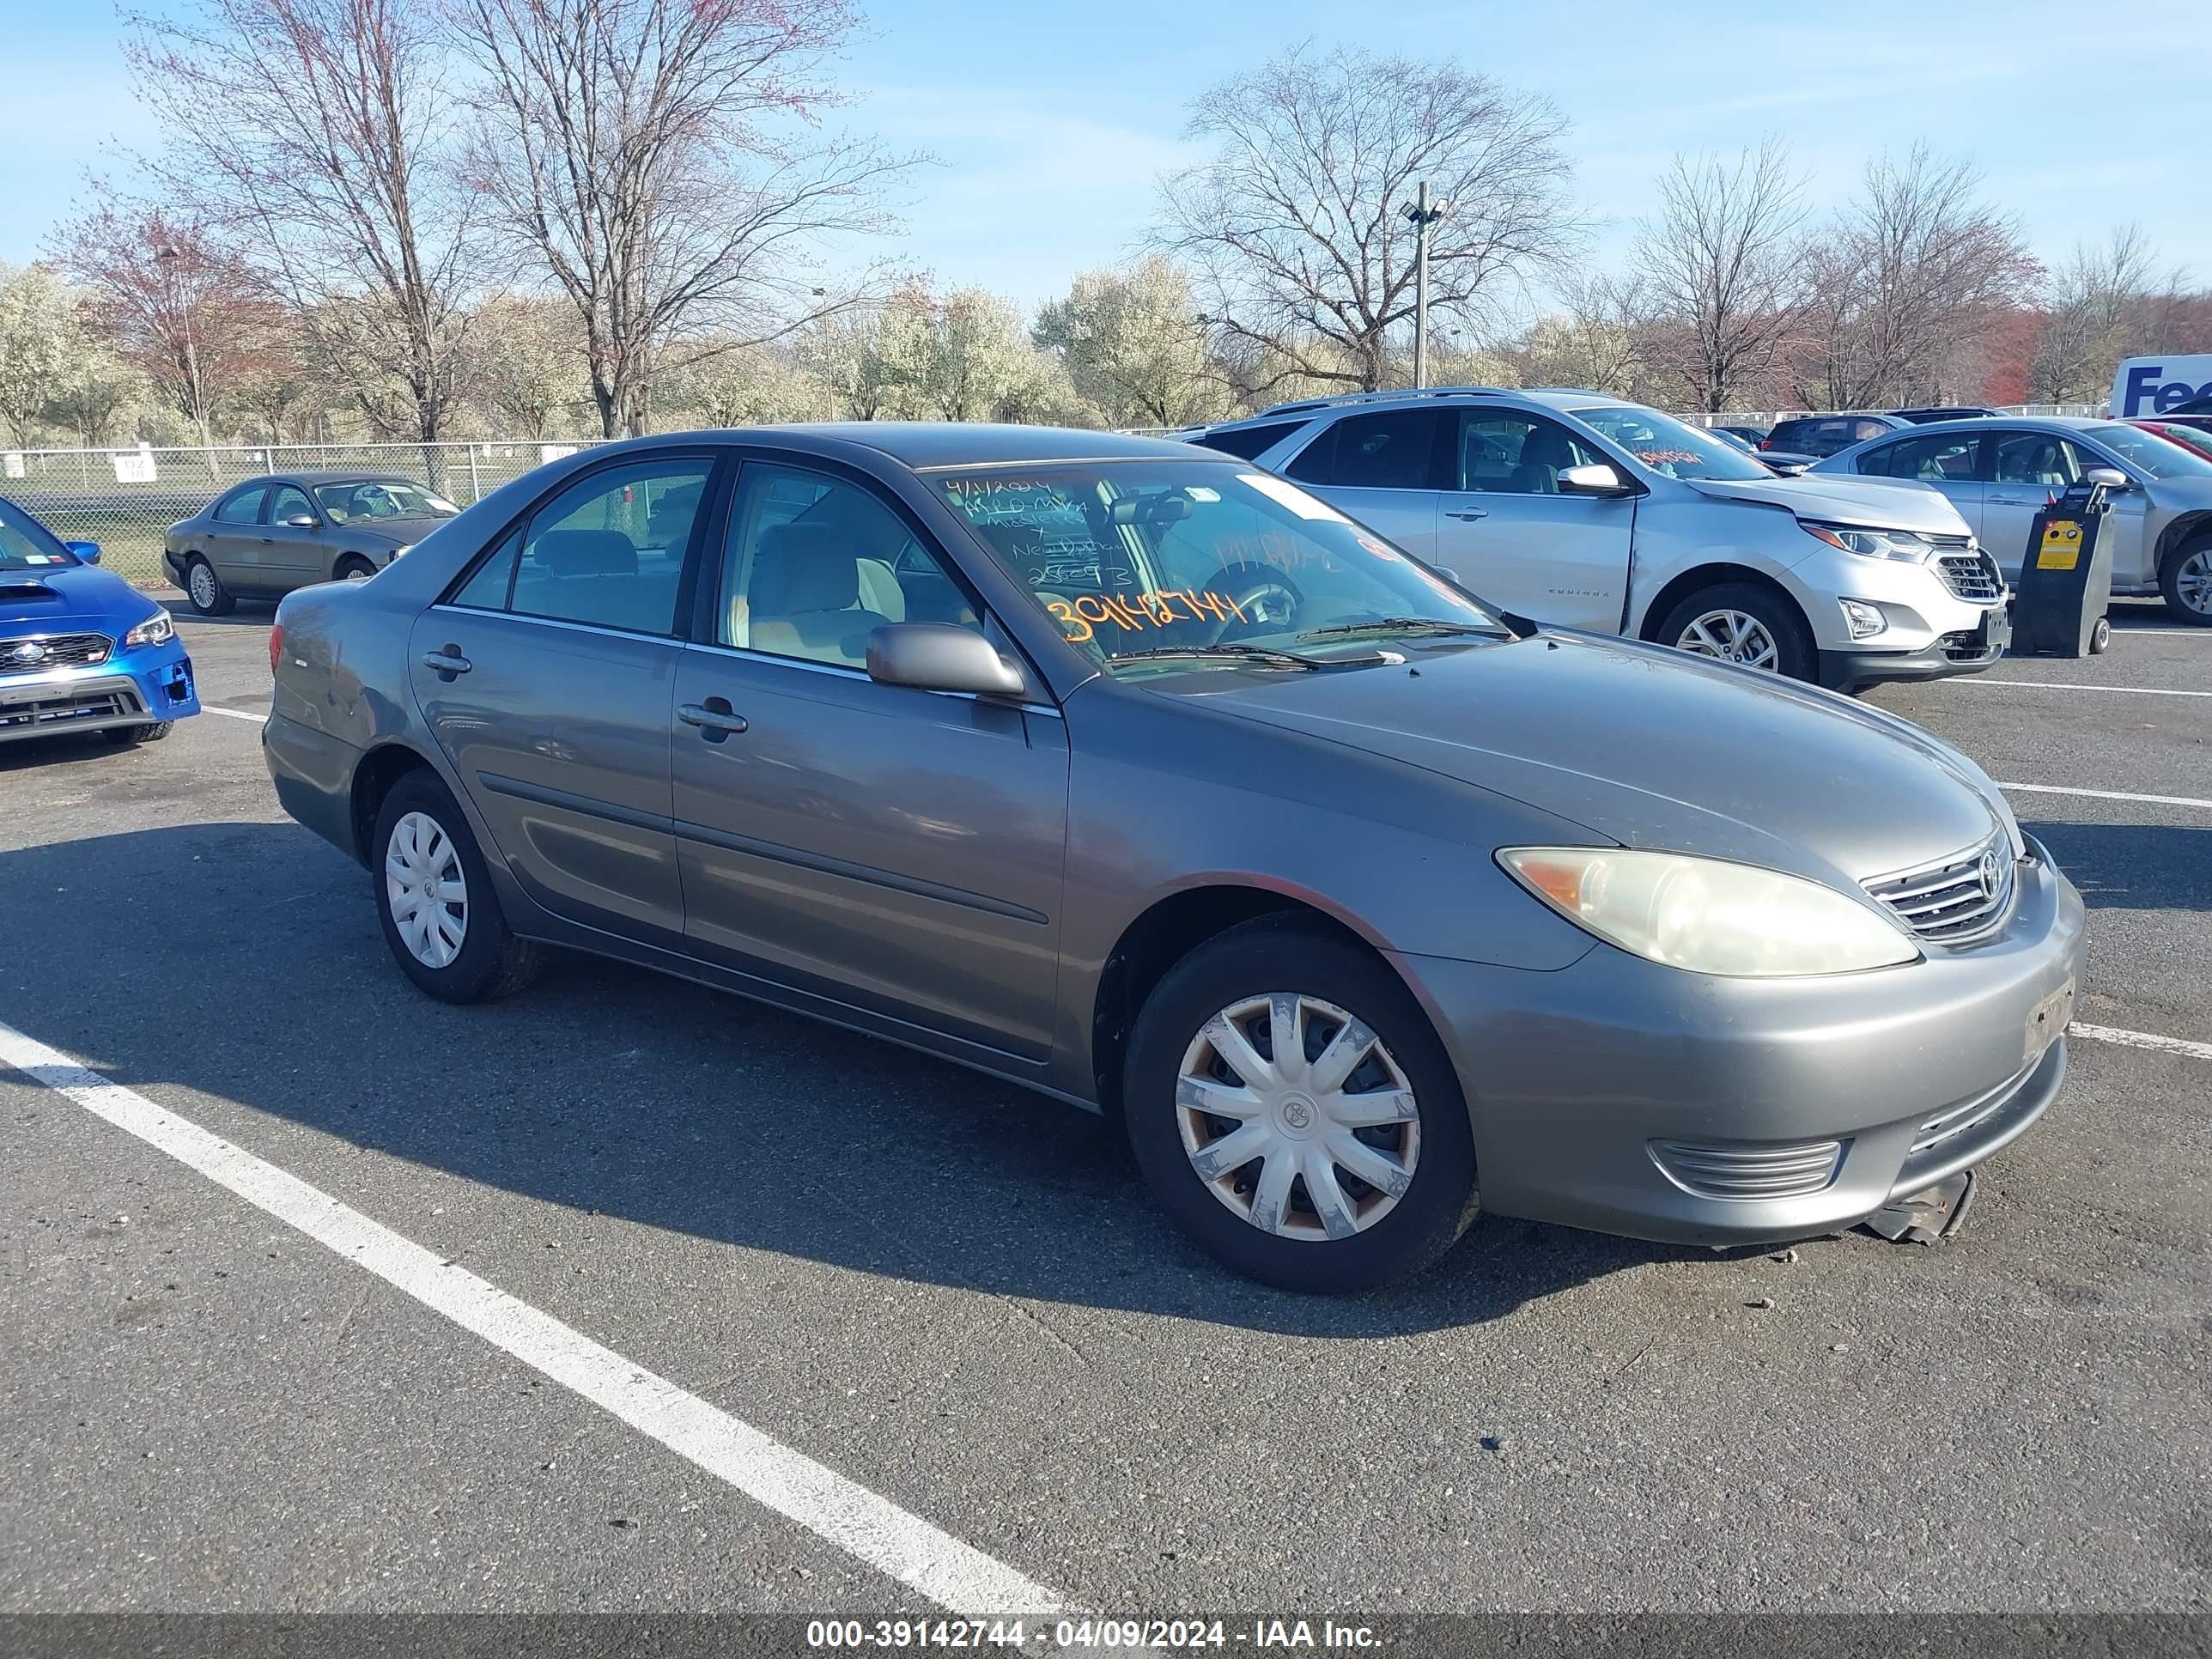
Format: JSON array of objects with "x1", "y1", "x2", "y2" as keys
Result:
[
  {"x1": 284, "y1": 513, "x2": 320, "y2": 529},
  {"x1": 866, "y1": 622, "x2": 1029, "y2": 699},
  {"x1": 65, "y1": 541, "x2": 101, "y2": 564},
  {"x1": 1557, "y1": 462, "x2": 1637, "y2": 498},
  {"x1": 2083, "y1": 466, "x2": 2132, "y2": 490}
]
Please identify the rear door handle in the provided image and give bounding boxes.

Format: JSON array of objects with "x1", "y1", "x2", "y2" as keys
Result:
[
  {"x1": 678, "y1": 701, "x2": 749, "y2": 739},
  {"x1": 420, "y1": 648, "x2": 471, "y2": 676},
  {"x1": 1445, "y1": 508, "x2": 1488, "y2": 521}
]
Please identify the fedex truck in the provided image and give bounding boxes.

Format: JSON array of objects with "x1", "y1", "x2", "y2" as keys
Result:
[{"x1": 2112, "y1": 355, "x2": 2212, "y2": 417}]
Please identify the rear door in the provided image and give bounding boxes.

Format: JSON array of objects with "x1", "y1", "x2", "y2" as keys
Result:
[
  {"x1": 1280, "y1": 408, "x2": 1443, "y2": 557},
  {"x1": 1431, "y1": 410, "x2": 1632, "y2": 631},
  {"x1": 1981, "y1": 429, "x2": 2083, "y2": 581},
  {"x1": 407, "y1": 449, "x2": 721, "y2": 942},
  {"x1": 204, "y1": 483, "x2": 268, "y2": 587},
  {"x1": 1853, "y1": 431, "x2": 1989, "y2": 548}
]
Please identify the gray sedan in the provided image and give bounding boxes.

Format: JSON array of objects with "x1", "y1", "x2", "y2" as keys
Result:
[
  {"x1": 262, "y1": 425, "x2": 2085, "y2": 1291},
  {"x1": 163, "y1": 471, "x2": 459, "y2": 614}
]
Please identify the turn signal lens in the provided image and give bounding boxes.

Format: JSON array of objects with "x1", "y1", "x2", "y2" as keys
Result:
[{"x1": 1498, "y1": 848, "x2": 1921, "y2": 977}]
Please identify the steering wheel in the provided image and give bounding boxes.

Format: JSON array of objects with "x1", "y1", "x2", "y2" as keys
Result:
[{"x1": 1195, "y1": 562, "x2": 1304, "y2": 641}]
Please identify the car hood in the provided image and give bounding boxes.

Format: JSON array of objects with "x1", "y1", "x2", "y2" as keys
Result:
[
  {"x1": 0, "y1": 562, "x2": 157, "y2": 633},
  {"x1": 338, "y1": 514, "x2": 453, "y2": 545},
  {"x1": 1685, "y1": 472, "x2": 1972, "y2": 534},
  {"x1": 1191, "y1": 632, "x2": 2008, "y2": 887}
]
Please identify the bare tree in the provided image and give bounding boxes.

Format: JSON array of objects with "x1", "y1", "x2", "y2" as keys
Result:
[
  {"x1": 1154, "y1": 44, "x2": 1578, "y2": 396},
  {"x1": 448, "y1": 0, "x2": 912, "y2": 439},
  {"x1": 1633, "y1": 142, "x2": 1807, "y2": 413},
  {"x1": 124, "y1": 0, "x2": 480, "y2": 462},
  {"x1": 1793, "y1": 146, "x2": 2037, "y2": 410},
  {"x1": 2030, "y1": 226, "x2": 2160, "y2": 403}
]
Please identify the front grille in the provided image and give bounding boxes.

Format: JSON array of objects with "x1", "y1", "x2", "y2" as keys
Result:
[
  {"x1": 0, "y1": 688, "x2": 137, "y2": 732},
  {"x1": 0, "y1": 631, "x2": 112, "y2": 674},
  {"x1": 1936, "y1": 551, "x2": 2002, "y2": 602},
  {"x1": 1864, "y1": 835, "x2": 2015, "y2": 942},
  {"x1": 1940, "y1": 629, "x2": 2000, "y2": 663},
  {"x1": 1649, "y1": 1138, "x2": 1845, "y2": 1200}
]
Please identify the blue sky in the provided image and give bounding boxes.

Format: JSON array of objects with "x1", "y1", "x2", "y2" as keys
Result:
[{"x1": 3, "y1": 0, "x2": 2207, "y2": 317}]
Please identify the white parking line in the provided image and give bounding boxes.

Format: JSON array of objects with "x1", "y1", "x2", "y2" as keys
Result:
[
  {"x1": 1966, "y1": 678, "x2": 2212, "y2": 699},
  {"x1": 0, "y1": 1019, "x2": 1071, "y2": 1618},
  {"x1": 2075, "y1": 1023, "x2": 2212, "y2": 1061},
  {"x1": 1999, "y1": 781, "x2": 2212, "y2": 811},
  {"x1": 202, "y1": 705, "x2": 267, "y2": 723}
]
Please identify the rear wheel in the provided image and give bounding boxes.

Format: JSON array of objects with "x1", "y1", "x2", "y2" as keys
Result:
[
  {"x1": 1123, "y1": 918, "x2": 1478, "y2": 1292},
  {"x1": 1659, "y1": 581, "x2": 1814, "y2": 680},
  {"x1": 183, "y1": 556, "x2": 235, "y2": 617},
  {"x1": 2159, "y1": 538, "x2": 2212, "y2": 625},
  {"x1": 371, "y1": 770, "x2": 544, "y2": 1003}
]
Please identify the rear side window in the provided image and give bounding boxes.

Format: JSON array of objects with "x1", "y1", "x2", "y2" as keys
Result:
[
  {"x1": 1285, "y1": 409, "x2": 1443, "y2": 490},
  {"x1": 1860, "y1": 434, "x2": 1982, "y2": 481},
  {"x1": 1192, "y1": 421, "x2": 1307, "y2": 462},
  {"x1": 213, "y1": 484, "x2": 267, "y2": 525}
]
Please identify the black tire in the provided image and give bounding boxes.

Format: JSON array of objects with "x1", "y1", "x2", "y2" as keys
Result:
[
  {"x1": 2089, "y1": 615, "x2": 2112, "y2": 654},
  {"x1": 2157, "y1": 537, "x2": 2212, "y2": 626},
  {"x1": 104, "y1": 721, "x2": 173, "y2": 744},
  {"x1": 1657, "y1": 581, "x2": 1814, "y2": 681},
  {"x1": 182, "y1": 556, "x2": 236, "y2": 617},
  {"x1": 336, "y1": 555, "x2": 378, "y2": 582},
  {"x1": 1122, "y1": 917, "x2": 1478, "y2": 1293},
  {"x1": 370, "y1": 769, "x2": 544, "y2": 1004}
]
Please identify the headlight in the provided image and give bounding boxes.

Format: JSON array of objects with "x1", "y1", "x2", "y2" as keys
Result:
[
  {"x1": 389, "y1": 544, "x2": 412, "y2": 559},
  {"x1": 1802, "y1": 521, "x2": 1934, "y2": 562},
  {"x1": 123, "y1": 608, "x2": 175, "y2": 649},
  {"x1": 1498, "y1": 848, "x2": 1920, "y2": 976}
]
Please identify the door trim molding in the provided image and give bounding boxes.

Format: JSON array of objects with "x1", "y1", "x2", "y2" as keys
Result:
[{"x1": 673, "y1": 815, "x2": 1050, "y2": 926}]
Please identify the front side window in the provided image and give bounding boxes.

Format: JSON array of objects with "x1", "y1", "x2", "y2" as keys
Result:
[
  {"x1": 1452, "y1": 414, "x2": 1604, "y2": 494},
  {"x1": 933, "y1": 460, "x2": 1504, "y2": 675},
  {"x1": 213, "y1": 484, "x2": 267, "y2": 525},
  {"x1": 267, "y1": 484, "x2": 315, "y2": 524},
  {"x1": 1991, "y1": 431, "x2": 2081, "y2": 487},
  {"x1": 720, "y1": 464, "x2": 980, "y2": 667},
  {"x1": 1285, "y1": 409, "x2": 1443, "y2": 490},
  {"x1": 454, "y1": 458, "x2": 710, "y2": 634},
  {"x1": 0, "y1": 499, "x2": 80, "y2": 570},
  {"x1": 1569, "y1": 405, "x2": 1769, "y2": 481},
  {"x1": 317, "y1": 479, "x2": 459, "y2": 524},
  {"x1": 1862, "y1": 434, "x2": 1982, "y2": 482},
  {"x1": 2082, "y1": 423, "x2": 2212, "y2": 480}
]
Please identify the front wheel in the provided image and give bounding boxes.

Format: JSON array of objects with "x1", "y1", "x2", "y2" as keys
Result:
[
  {"x1": 1123, "y1": 918, "x2": 1478, "y2": 1292},
  {"x1": 336, "y1": 556, "x2": 377, "y2": 583},
  {"x1": 2159, "y1": 539, "x2": 2212, "y2": 625},
  {"x1": 1658, "y1": 582, "x2": 1814, "y2": 680},
  {"x1": 371, "y1": 770, "x2": 544, "y2": 1004}
]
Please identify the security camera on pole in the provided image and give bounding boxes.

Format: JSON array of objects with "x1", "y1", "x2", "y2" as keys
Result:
[{"x1": 1401, "y1": 183, "x2": 1449, "y2": 389}]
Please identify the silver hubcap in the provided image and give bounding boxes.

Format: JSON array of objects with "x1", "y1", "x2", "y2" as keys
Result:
[
  {"x1": 190, "y1": 564, "x2": 216, "y2": 608},
  {"x1": 1176, "y1": 993, "x2": 1420, "y2": 1243},
  {"x1": 385, "y1": 811, "x2": 467, "y2": 969},
  {"x1": 2178, "y1": 550, "x2": 2211, "y2": 615},
  {"x1": 1677, "y1": 608, "x2": 1780, "y2": 671},
  {"x1": 343, "y1": 566, "x2": 369, "y2": 582}
]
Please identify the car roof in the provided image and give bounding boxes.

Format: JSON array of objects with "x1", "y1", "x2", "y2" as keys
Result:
[
  {"x1": 1201, "y1": 387, "x2": 1648, "y2": 433},
  {"x1": 659, "y1": 422, "x2": 1204, "y2": 469},
  {"x1": 229, "y1": 471, "x2": 428, "y2": 487}
]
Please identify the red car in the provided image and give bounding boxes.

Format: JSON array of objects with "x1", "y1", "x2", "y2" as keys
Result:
[{"x1": 2124, "y1": 416, "x2": 2212, "y2": 462}]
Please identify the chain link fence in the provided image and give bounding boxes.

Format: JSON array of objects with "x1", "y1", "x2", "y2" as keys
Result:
[{"x1": 0, "y1": 440, "x2": 608, "y2": 586}]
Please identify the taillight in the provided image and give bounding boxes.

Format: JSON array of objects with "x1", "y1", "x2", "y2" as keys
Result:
[
  {"x1": 1758, "y1": 439, "x2": 1773, "y2": 450},
  {"x1": 268, "y1": 623, "x2": 283, "y2": 677}
]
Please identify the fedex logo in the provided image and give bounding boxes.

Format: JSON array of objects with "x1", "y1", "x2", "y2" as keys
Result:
[{"x1": 2113, "y1": 355, "x2": 2212, "y2": 417}]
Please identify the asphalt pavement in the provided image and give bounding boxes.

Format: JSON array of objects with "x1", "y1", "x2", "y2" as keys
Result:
[{"x1": 2, "y1": 599, "x2": 2208, "y2": 1620}]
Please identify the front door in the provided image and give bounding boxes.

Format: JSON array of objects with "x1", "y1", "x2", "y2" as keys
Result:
[
  {"x1": 407, "y1": 451, "x2": 720, "y2": 941},
  {"x1": 1432, "y1": 410, "x2": 1632, "y2": 632},
  {"x1": 1982, "y1": 433, "x2": 2151, "y2": 588},
  {"x1": 255, "y1": 481, "x2": 328, "y2": 588},
  {"x1": 670, "y1": 459, "x2": 1068, "y2": 1060}
]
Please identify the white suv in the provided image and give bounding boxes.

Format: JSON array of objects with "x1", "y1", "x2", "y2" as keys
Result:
[{"x1": 1194, "y1": 388, "x2": 2009, "y2": 691}]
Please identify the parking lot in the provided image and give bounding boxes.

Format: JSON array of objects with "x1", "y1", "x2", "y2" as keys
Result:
[{"x1": 2, "y1": 602, "x2": 2208, "y2": 1622}]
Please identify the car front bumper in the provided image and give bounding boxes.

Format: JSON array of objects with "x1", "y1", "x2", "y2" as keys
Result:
[
  {"x1": 1393, "y1": 833, "x2": 2085, "y2": 1246},
  {"x1": 0, "y1": 638, "x2": 200, "y2": 742}
]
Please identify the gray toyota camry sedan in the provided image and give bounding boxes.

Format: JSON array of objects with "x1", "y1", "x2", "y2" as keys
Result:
[{"x1": 264, "y1": 425, "x2": 2084, "y2": 1292}]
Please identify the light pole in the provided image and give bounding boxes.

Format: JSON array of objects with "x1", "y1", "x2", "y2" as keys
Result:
[{"x1": 1401, "y1": 182, "x2": 1447, "y2": 389}]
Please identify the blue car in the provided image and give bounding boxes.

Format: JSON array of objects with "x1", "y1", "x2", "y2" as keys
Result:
[{"x1": 1, "y1": 496, "x2": 201, "y2": 746}]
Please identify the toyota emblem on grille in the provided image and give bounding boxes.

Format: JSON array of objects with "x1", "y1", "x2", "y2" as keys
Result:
[
  {"x1": 1976, "y1": 850, "x2": 1999, "y2": 900},
  {"x1": 8, "y1": 642, "x2": 46, "y2": 665}
]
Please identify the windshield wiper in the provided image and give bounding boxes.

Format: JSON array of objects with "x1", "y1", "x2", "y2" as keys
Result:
[
  {"x1": 1108, "y1": 644, "x2": 1327, "y2": 671},
  {"x1": 1299, "y1": 617, "x2": 1506, "y2": 640}
]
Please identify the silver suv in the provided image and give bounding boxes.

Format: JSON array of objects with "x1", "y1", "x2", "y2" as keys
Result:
[{"x1": 1194, "y1": 388, "x2": 2009, "y2": 691}]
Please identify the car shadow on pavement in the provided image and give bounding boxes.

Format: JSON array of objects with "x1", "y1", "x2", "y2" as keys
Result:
[
  {"x1": 0, "y1": 822, "x2": 1766, "y2": 1338},
  {"x1": 0, "y1": 731, "x2": 149, "y2": 774},
  {"x1": 2023, "y1": 819, "x2": 2212, "y2": 912}
]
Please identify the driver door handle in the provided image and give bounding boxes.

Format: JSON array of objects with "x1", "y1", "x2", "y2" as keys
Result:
[
  {"x1": 1445, "y1": 507, "x2": 1488, "y2": 520},
  {"x1": 420, "y1": 647, "x2": 471, "y2": 676},
  {"x1": 678, "y1": 701, "x2": 750, "y2": 738}
]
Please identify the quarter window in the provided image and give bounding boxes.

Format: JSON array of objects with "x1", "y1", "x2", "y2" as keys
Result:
[
  {"x1": 213, "y1": 484, "x2": 267, "y2": 525},
  {"x1": 1285, "y1": 410, "x2": 1443, "y2": 490},
  {"x1": 719, "y1": 465, "x2": 980, "y2": 668},
  {"x1": 1193, "y1": 421, "x2": 1309, "y2": 462}
]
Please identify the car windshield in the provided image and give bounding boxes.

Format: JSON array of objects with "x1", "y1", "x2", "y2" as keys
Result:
[
  {"x1": 932, "y1": 461, "x2": 1505, "y2": 673},
  {"x1": 2089, "y1": 423, "x2": 2212, "y2": 480},
  {"x1": 0, "y1": 500, "x2": 80, "y2": 572},
  {"x1": 1570, "y1": 405, "x2": 1772, "y2": 481},
  {"x1": 315, "y1": 479, "x2": 460, "y2": 524}
]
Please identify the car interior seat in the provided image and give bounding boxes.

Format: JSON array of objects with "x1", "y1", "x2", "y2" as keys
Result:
[
  {"x1": 745, "y1": 522, "x2": 891, "y2": 666},
  {"x1": 1509, "y1": 427, "x2": 1577, "y2": 494}
]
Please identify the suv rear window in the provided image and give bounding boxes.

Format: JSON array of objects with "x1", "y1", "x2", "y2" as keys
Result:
[{"x1": 1191, "y1": 421, "x2": 1307, "y2": 462}]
